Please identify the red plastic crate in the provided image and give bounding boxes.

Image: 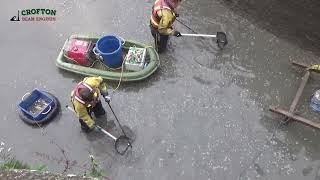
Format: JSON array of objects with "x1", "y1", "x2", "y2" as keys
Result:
[{"x1": 63, "y1": 39, "x2": 93, "y2": 66}]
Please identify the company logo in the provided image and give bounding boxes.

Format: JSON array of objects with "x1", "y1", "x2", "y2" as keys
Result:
[{"x1": 10, "y1": 9, "x2": 57, "y2": 22}]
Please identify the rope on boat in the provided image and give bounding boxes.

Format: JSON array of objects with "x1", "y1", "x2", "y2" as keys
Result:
[
  {"x1": 111, "y1": 58, "x2": 125, "y2": 93},
  {"x1": 89, "y1": 45, "x2": 157, "y2": 95},
  {"x1": 93, "y1": 55, "x2": 125, "y2": 94},
  {"x1": 110, "y1": 45, "x2": 153, "y2": 94},
  {"x1": 86, "y1": 54, "x2": 124, "y2": 94}
]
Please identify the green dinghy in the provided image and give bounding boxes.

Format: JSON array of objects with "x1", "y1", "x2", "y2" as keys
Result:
[{"x1": 56, "y1": 34, "x2": 160, "y2": 82}]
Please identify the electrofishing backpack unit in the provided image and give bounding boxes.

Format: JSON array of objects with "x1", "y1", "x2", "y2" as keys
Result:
[{"x1": 63, "y1": 38, "x2": 95, "y2": 66}]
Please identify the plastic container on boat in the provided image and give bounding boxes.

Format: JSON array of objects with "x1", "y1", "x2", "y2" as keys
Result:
[
  {"x1": 63, "y1": 39, "x2": 94, "y2": 66},
  {"x1": 124, "y1": 47, "x2": 146, "y2": 72},
  {"x1": 93, "y1": 35, "x2": 123, "y2": 68}
]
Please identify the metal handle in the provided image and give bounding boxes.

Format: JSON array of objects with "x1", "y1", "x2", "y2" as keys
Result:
[
  {"x1": 96, "y1": 125, "x2": 117, "y2": 140},
  {"x1": 180, "y1": 33, "x2": 216, "y2": 38},
  {"x1": 66, "y1": 105, "x2": 117, "y2": 140},
  {"x1": 118, "y1": 36, "x2": 125, "y2": 46},
  {"x1": 41, "y1": 105, "x2": 52, "y2": 115},
  {"x1": 21, "y1": 92, "x2": 31, "y2": 101},
  {"x1": 93, "y1": 47, "x2": 103, "y2": 60},
  {"x1": 93, "y1": 46, "x2": 99, "y2": 56}
]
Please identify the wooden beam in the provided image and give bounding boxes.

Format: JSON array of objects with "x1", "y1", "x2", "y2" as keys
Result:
[
  {"x1": 289, "y1": 71, "x2": 310, "y2": 112},
  {"x1": 270, "y1": 106, "x2": 320, "y2": 129},
  {"x1": 291, "y1": 61, "x2": 308, "y2": 68}
]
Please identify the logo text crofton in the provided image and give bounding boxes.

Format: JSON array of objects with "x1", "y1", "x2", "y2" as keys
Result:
[{"x1": 21, "y1": 9, "x2": 56, "y2": 16}]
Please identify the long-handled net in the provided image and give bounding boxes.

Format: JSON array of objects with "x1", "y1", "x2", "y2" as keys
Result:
[
  {"x1": 176, "y1": 19, "x2": 228, "y2": 49},
  {"x1": 106, "y1": 102, "x2": 133, "y2": 155},
  {"x1": 66, "y1": 105, "x2": 133, "y2": 155},
  {"x1": 216, "y1": 32, "x2": 228, "y2": 49},
  {"x1": 114, "y1": 135, "x2": 132, "y2": 155}
]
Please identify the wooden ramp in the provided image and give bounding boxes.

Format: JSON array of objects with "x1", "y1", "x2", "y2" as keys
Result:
[{"x1": 269, "y1": 61, "x2": 320, "y2": 129}]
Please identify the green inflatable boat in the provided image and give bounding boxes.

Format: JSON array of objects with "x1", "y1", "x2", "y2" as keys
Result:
[{"x1": 56, "y1": 34, "x2": 160, "y2": 82}]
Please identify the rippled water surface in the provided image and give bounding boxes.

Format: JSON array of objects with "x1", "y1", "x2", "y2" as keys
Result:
[{"x1": 1, "y1": 0, "x2": 320, "y2": 179}]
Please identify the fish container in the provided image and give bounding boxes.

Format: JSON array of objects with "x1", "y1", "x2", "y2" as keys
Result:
[
  {"x1": 124, "y1": 47, "x2": 146, "y2": 72},
  {"x1": 93, "y1": 35, "x2": 123, "y2": 68},
  {"x1": 18, "y1": 89, "x2": 55, "y2": 121}
]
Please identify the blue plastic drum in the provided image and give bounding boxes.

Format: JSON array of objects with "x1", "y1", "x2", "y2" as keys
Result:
[{"x1": 94, "y1": 35, "x2": 123, "y2": 68}]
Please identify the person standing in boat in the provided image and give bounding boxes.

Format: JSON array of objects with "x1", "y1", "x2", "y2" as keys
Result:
[
  {"x1": 150, "y1": 0, "x2": 182, "y2": 53},
  {"x1": 71, "y1": 76, "x2": 112, "y2": 132}
]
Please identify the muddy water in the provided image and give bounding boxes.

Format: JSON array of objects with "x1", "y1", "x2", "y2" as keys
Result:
[{"x1": 1, "y1": 0, "x2": 320, "y2": 179}]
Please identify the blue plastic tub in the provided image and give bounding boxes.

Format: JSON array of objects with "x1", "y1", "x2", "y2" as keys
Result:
[
  {"x1": 18, "y1": 89, "x2": 55, "y2": 121},
  {"x1": 93, "y1": 35, "x2": 123, "y2": 68}
]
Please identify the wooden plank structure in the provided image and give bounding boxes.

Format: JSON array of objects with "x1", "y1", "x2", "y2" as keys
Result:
[{"x1": 269, "y1": 61, "x2": 320, "y2": 129}]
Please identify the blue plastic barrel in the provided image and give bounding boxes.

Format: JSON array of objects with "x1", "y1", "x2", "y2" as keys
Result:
[
  {"x1": 94, "y1": 35, "x2": 123, "y2": 68},
  {"x1": 310, "y1": 89, "x2": 320, "y2": 112}
]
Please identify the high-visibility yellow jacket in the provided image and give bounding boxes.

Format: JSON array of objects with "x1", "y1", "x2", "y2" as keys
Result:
[
  {"x1": 71, "y1": 76, "x2": 107, "y2": 128},
  {"x1": 150, "y1": 0, "x2": 177, "y2": 35}
]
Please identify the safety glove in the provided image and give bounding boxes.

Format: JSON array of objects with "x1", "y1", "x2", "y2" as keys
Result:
[
  {"x1": 100, "y1": 90, "x2": 109, "y2": 97},
  {"x1": 173, "y1": 30, "x2": 182, "y2": 37},
  {"x1": 308, "y1": 64, "x2": 320, "y2": 71},
  {"x1": 100, "y1": 90, "x2": 111, "y2": 102},
  {"x1": 103, "y1": 95, "x2": 111, "y2": 103},
  {"x1": 93, "y1": 125, "x2": 101, "y2": 132}
]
